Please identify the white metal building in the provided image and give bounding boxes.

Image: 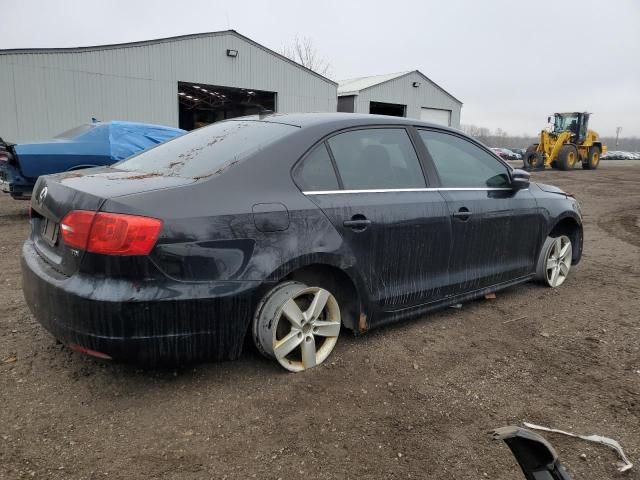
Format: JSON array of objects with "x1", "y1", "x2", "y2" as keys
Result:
[
  {"x1": 337, "y1": 70, "x2": 462, "y2": 128},
  {"x1": 0, "y1": 30, "x2": 337, "y2": 142}
]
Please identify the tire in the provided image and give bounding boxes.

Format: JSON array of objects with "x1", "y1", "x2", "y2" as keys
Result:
[
  {"x1": 523, "y1": 151, "x2": 544, "y2": 170},
  {"x1": 556, "y1": 145, "x2": 578, "y2": 170},
  {"x1": 582, "y1": 146, "x2": 600, "y2": 170},
  {"x1": 252, "y1": 280, "x2": 341, "y2": 372},
  {"x1": 535, "y1": 235, "x2": 573, "y2": 287}
]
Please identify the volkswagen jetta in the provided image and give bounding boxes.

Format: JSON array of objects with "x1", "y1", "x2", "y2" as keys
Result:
[{"x1": 21, "y1": 113, "x2": 583, "y2": 372}]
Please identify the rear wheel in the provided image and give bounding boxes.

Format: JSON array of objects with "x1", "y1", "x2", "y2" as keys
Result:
[
  {"x1": 252, "y1": 281, "x2": 341, "y2": 372},
  {"x1": 523, "y1": 151, "x2": 544, "y2": 170},
  {"x1": 582, "y1": 146, "x2": 600, "y2": 170},
  {"x1": 536, "y1": 235, "x2": 573, "y2": 287},
  {"x1": 556, "y1": 145, "x2": 578, "y2": 170}
]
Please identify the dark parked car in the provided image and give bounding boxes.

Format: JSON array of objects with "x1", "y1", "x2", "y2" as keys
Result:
[
  {"x1": 491, "y1": 147, "x2": 521, "y2": 160},
  {"x1": 22, "y1": 113, "x2": 583, "y2": 372},
  {"x1": 0, "y1": 121, "x2": 185, "y2": 199}
]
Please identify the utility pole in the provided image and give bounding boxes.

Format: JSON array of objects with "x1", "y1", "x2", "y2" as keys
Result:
[{"x1": 615, "y1": 126, "x2": 622, "y2": 149}]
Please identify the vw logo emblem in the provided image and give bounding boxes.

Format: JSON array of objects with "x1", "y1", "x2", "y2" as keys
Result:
[{"x1": 38, "y1": 186, "x2": 48, "y2": 204}]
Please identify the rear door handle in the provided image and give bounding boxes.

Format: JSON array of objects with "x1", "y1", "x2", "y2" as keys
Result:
[
  {"x1": 452, "y1": 207, "x2": 472, "y2": 220},
  {"x1": 343, "y1": 216, "x2": 371, "y2": 230},
  {"x1": 343, "y1": 219, "x2": 371, "y2": 227}
]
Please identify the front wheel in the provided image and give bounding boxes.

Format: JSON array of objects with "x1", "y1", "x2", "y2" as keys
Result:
[
  {"x1": 536, "y1": 235, "x2": 573, "y2": 287},
  {"x1": 556, "y1": 145, "x2": 578, "y2": 170},
  {"x1": 252, "y1": 281, "x2": 342, "y2": 372}
]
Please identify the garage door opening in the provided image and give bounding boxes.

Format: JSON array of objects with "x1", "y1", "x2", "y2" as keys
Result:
[
  {"x1": 420, "y1": 107, "x2": 451, "y2": 126},
  {"x1": 178, "y1": 82, "x2": 276, "y2": 130},
  {"x1": 369, "y1": 101, "x2": 406, "y2": 117}
]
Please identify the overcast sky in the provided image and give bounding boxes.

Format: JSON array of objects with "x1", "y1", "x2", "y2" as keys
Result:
[{"x1": 2, "y1": 0, "x2": 639, "y2": 136}]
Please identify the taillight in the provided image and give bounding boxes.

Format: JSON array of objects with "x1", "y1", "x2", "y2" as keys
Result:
[
  {"x1": 60, "y1": 210, "x2": 162, "y2": 255},
  {"x1": 60, "y1": 210, "x2": 95, "y2": 250}
]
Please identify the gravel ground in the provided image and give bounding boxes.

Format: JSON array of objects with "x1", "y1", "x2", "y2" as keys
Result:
[{"x1": 1, "y1": 161, "x2": 639, "y2": 480}]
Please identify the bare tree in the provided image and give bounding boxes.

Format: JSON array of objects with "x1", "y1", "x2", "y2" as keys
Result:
[{"x1": 281, "y1": 36, "x2": 332, "y2": 77}]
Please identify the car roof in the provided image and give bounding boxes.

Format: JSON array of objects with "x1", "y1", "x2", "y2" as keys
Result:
[{"x1": 233, "y1": 112, "x2": 461, "y2": 134}]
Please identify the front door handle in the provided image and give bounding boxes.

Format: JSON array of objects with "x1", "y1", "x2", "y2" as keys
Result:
[
  {"x1": 452, "y1": 207, "x2": 472, "y2": 221},
  {"x1": 343, "y1": 215, "x2": 371, "y2": 231}
]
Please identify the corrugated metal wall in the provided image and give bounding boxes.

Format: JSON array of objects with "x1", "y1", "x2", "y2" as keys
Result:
[
  {"x1": 352, "y1": 71, "x2": 461, "y2": 127},
  {"x1": 0, "y1": 32, "x2": 337, "y2": 142}
]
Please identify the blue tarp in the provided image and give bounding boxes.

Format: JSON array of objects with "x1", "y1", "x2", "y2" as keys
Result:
[
  {"x1": 12, "y1": 121, "x2": 185, "y2": 179},
  {"x1": 107, "y1": 121, "x2": 186, "y2": 160}
]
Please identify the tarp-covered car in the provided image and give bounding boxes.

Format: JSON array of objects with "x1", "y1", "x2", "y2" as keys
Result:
[{"x1": 0, "y1": 121, "x2": 185, "y2": 199}]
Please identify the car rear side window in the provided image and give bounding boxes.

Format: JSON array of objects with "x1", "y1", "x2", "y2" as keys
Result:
[
  {"x1": 418, "y1": 130, "x2": 510, "y2": 188},
  {"x1": 327, "y1": 128, "x2": 425, "y2": 189},
  {"x1": 115, "y1": 120, "x2": 297, "y2": 179},
  {"x1": 293, "y1": 143, "x2": 340, "y2": 191}
]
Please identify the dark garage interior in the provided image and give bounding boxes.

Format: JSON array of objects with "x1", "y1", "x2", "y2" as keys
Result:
[
  {"x1": 178, "y1": 82, "x2": 276, "y2": 130},
  {"x1": 369, "y1": 101, "x2": 406, "y2": 117}
]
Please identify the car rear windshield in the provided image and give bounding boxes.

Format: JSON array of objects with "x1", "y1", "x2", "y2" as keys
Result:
[{"x1": 114, "y1": 120, "x2": 297, "y2": 179}]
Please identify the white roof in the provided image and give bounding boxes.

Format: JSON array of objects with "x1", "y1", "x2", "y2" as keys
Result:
[{"x1": 337, "y1": 71, "x2": 412, "y2": 96}]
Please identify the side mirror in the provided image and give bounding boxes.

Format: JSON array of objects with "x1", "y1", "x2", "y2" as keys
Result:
[
  {"x1": 547, "y1": 116, "x2": 552, "y2": 124},
  {"x1": 510, "y1": 169, "x2": 530, "y2": 190}
]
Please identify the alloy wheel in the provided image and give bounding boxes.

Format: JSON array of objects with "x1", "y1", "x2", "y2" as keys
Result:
[
  {"x1": 254, "y1": 284, "x2": 341, "y2": 372},
  {"x1": 545, "y1": 236, "x2": 572, "y2": 287}
]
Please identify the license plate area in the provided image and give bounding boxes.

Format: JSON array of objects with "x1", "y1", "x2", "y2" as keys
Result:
[{"x1": 41, "y1": 217, "x2": 59, "y2": 246}]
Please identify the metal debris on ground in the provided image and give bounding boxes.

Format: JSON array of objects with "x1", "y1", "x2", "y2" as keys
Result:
[
  {"x1": 492, "y1": 425, "x2": 571, "y2": 480},
  {"x1": 523, "y1": 422, "x2": 633, "y2": 473},
  {"x1": 484, "y1": 293, "x2": 496, "y2": 300}
]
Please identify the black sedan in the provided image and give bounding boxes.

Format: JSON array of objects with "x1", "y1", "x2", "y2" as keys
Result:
[{"x1": 22, "y1": 113, "x2": 583, "y2": 372}]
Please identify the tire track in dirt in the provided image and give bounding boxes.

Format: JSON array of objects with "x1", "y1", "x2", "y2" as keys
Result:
[{"x1": 597, "y1": 208, "x2": 640, "y2": 248}]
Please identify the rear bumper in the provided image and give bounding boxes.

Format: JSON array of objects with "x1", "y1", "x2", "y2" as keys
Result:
[
  {"x1": 21, "y1": 239, "x2": 269, "y2": 363},
  {"x1": 0, "y1": 163, "x2": 34, "y2": 198}
]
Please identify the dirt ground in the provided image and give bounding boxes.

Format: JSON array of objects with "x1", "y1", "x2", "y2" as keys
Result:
[{"x1": 1, "y1": 161, "x2": 639, "y2": 480}]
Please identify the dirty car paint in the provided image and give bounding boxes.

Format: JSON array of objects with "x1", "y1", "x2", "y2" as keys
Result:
[{"x1": 21, "y1": 114, "x2": 583, "y2": 364}]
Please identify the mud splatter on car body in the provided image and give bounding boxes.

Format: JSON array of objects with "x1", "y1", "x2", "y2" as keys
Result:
[{"x1": 21, "y1": 113, "x2": 583, "y2": 364}]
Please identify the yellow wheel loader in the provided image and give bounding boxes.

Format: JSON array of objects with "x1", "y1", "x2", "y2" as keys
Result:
[{"x1": 523, "y1": 112, "x2": 607, "y2": 171}]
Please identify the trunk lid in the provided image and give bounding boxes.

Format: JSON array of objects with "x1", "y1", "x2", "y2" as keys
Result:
[{"x1": 30, "y1": 168, "x2": 195, "y2": 276}]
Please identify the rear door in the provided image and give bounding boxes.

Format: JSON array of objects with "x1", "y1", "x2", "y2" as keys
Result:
[
  {"x1": 416, "y1": 129, "x2": 544, "y2": 293},
  {"x1": 295, "y1": 127, "x2": 453, "y2": 314}
]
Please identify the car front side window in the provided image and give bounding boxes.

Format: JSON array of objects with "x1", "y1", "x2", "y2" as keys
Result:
[
  {"x1": 418, "y1": 130, "x2": 510, "y2": 188},
  {"x1": 327, "y1": 128, "x2": 426, "y2": 190}
]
